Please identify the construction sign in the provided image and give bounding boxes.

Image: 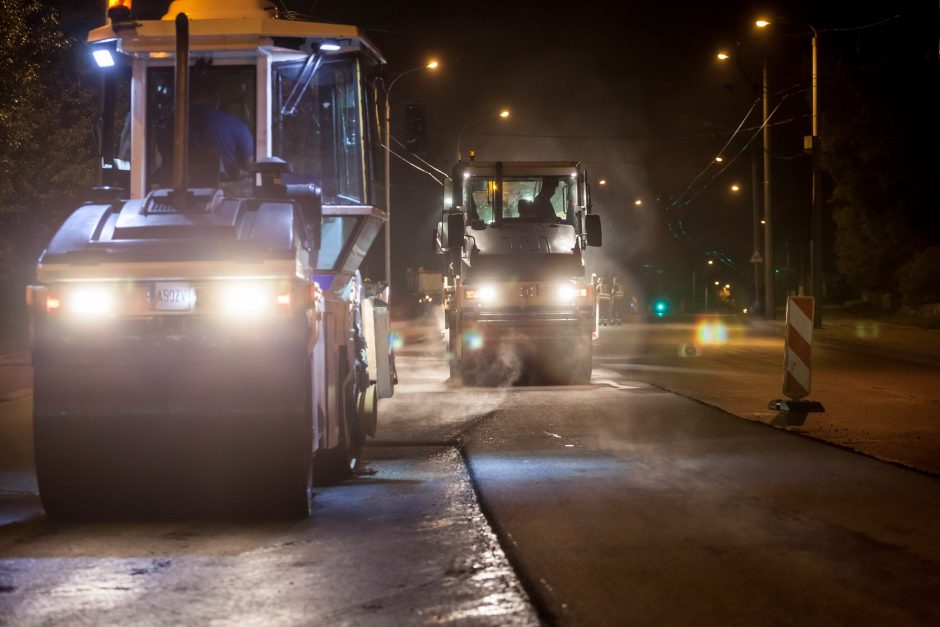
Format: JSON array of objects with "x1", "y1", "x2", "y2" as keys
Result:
[{"x1": 783, "y1": 296, "x2": 814, "y2": 399}]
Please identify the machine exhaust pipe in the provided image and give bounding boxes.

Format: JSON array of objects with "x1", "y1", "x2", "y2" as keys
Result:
[{"x1": 172, "y1": 12, "x2": 190, "y2": 205}]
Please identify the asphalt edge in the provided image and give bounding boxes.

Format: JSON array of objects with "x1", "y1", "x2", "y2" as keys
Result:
[
  {"x1": 643, "y1": 379, "x2": 940, "y2": 479},
  {"x1": 454, "y1": 409, "x2": 564, "y2": 627}
]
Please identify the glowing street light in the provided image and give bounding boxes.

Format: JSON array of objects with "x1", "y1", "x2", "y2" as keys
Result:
[
  {"x1": 730, "y1": 184, "x2": 740, "y2": 192},
  {"x1": 715, "y1": 156, "x2": 724, "y2": 163},
  {"x1": 457, "y1": 108, "x2": 511, "y2": 160},
  {"x1": 716, "y1": 51, "x2": 730, "y2": 61},
  {"x1": 598, "y1": 179, "x2": 607, "y2": 186},
  {"x1": 634, "y1": 199, "x2": 643, "y2": 206}
]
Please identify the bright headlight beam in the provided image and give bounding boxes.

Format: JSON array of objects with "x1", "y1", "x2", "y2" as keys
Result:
[
  {"x1": 556, "y1": 283, "x2": 577, "y2": 303},
  {"x1": 69, "y1": 287, "x2": 115, "y2": 317},
  {"x1": 219, "y1": 282, "x2": 271, "y2": 317},
  {"x1": 477, "y1": 285, "x2": 498, "y2": 303}
]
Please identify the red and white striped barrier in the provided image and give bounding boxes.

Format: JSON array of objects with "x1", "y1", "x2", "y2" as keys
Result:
[
  {"x1": 783, "y1": 296, "x2": 814, "y2": 399},
  {"x1": 769, "y1": 296, "x2": 824, "y2": 420}
]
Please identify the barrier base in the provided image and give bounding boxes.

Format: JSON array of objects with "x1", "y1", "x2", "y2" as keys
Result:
[{"x1": 769, "y1": 398, "x2": 825, "y2": 427}]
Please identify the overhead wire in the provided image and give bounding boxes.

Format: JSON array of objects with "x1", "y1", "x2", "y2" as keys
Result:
[
  {"x1": 379, "y1": 140, "x2": 444, "y2": 186},
  {"x1": 391, "y1": 136, "x2": 450, "y2": 180}
]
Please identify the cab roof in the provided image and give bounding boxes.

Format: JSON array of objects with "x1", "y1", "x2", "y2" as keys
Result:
[{"x1": 88, "y1": 9, "x2": 384, "y2": 62}]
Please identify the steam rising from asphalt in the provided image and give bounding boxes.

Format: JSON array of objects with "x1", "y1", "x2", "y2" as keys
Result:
[{"x1": 379, "y1": 309, "x2": 514, "y2": 443}]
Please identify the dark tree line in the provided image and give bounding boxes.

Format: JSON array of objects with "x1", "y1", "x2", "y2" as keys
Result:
[{"x1": 821, "y1": 8, "x2": 939, "y2": 309}]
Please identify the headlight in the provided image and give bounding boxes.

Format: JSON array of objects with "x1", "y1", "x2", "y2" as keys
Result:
[
  {"x1": 478, "y1": 284, "x2": 498, "y2": 303},
  {"x1": 555, "y1": 283, "x2": 577, "y2": 303},
  {"x1": 466, "y1": 285, "x2": 498, "y2": 304},
  {"x1": 218, "y1": 281, "x2": 274, "y2": 317},
  {"x1": 68, "y1": 286, "x2": 116, "y2": 318}
]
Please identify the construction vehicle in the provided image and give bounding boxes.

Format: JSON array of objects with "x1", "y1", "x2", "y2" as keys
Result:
[
  {"x1": 24, "y1": 1, "x2": 394, "y2": 518},
  {"x1": 406, "y1": 266, "x2": 444, "y2": 305},
  {"x1": 437, "y1": 160, "x2": 602, "y2": 385}
]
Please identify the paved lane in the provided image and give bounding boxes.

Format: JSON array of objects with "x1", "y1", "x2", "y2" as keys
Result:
[
  {"x1": 595, "y1": 318, "x2": 940, "y2": 472},
  {"x1": 0, "y1": 331, "x2": 538, "y2": 625},
  {"x1": 464, "y1": 380, "x2": 940, "y2": 625}
]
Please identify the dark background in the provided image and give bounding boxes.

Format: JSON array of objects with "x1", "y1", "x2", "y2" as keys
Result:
[{"x1": 2, "y1": 0, "x2": 936, "y2": 324}]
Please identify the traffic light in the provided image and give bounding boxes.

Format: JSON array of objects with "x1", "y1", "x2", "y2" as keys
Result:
[
  {"x1": 653, "y1": 299, "x2": 669, "y2": 316},
  {"x1": 404, "y1": 103, "x2": 426, "y2": 154}
]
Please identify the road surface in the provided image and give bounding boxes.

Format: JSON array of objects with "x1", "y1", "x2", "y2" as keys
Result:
[{"x1": 1, "y1": 315, "x2": 939, "y2": 624}]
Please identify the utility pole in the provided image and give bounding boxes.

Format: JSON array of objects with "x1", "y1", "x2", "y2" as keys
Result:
[
  {"x1": 809, "y1": 29, "x2": 823, "y2": 328},
  {"x1": 762, "y1": 60, "x2": 775, "y2": 320},
  {"x1": 751, "y1": 151, "x2": 762, "y2": 311}
]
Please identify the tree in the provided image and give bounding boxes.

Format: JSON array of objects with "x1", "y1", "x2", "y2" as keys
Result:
[
  {"x1": 0, "y1": 0, "x2": 96, "y2": 280},
  {"x1": 824, "y1": 103, "x2": 915, "y2": 304},
  {"x1": 820, "y1": 12, "x2": 938, "y2": 308}
]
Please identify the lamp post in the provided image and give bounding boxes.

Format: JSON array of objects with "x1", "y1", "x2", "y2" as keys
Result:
[
  {"x1": 456, "y1": 109, "x2": 510, "y2": 161},
  {"x1": 716, "y1": 45, "x2": 765, "y2": 317},
  {"x1": 383, "y1": 59, "x2": 439, "y2": 300},
  {"x1": 757, "y1": 18, "x2": 822, "y2": 326}
]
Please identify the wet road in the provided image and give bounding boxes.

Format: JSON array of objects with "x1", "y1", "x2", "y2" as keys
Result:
[
  {"x1": 0, "y1": 331, "x2": 538, "y2": 625},
  {"x1": 2, "y1": 317, "x2": 940, "y2": 624}
]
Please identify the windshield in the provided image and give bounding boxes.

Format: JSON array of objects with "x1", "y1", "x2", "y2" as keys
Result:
[
  {"x1": 146, "y1": 65, "x2": 256, "y2": 190},
  {"x1": 273, "y1": 56, "x2": 365, "y2": 205},
  {"x1": 465, "y1": 176, "x2": 575, "y2": 224}
]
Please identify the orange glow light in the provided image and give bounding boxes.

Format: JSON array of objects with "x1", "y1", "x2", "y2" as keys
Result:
[{"x1": 46, "y1": 297, "x2": 61, "y2": 312}]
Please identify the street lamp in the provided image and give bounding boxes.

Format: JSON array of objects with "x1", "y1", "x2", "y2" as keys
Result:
[
  {"x1": 383, "y1": 59, "x2": 439, "y2": 299},
  {"x1": 456, "y1": 109, "x2": 510, "y2": 161},
  {"x1": 757, "y1": 17, "x2": 822, "y2": 327}
]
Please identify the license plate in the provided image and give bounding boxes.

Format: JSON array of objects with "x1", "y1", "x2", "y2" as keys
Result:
[{"x1": 151, "y1": 282, "x2": 196, "y2": 311}]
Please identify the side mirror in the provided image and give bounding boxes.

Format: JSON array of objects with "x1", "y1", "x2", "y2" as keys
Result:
[
  {"x1": 585, "y1": 214, "x2": 602, "y2": 247},
  {"x1": 446, "y1": 212, "x2": 465, "y2": 249}
]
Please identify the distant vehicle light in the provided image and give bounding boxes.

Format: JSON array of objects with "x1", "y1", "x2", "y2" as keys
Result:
[
  {"x1": 93, "y1": 49, "x2": 115, "y2": 68},
  {"x1": 696, "y1": 320, "x2": 729, "y2": 345}
]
